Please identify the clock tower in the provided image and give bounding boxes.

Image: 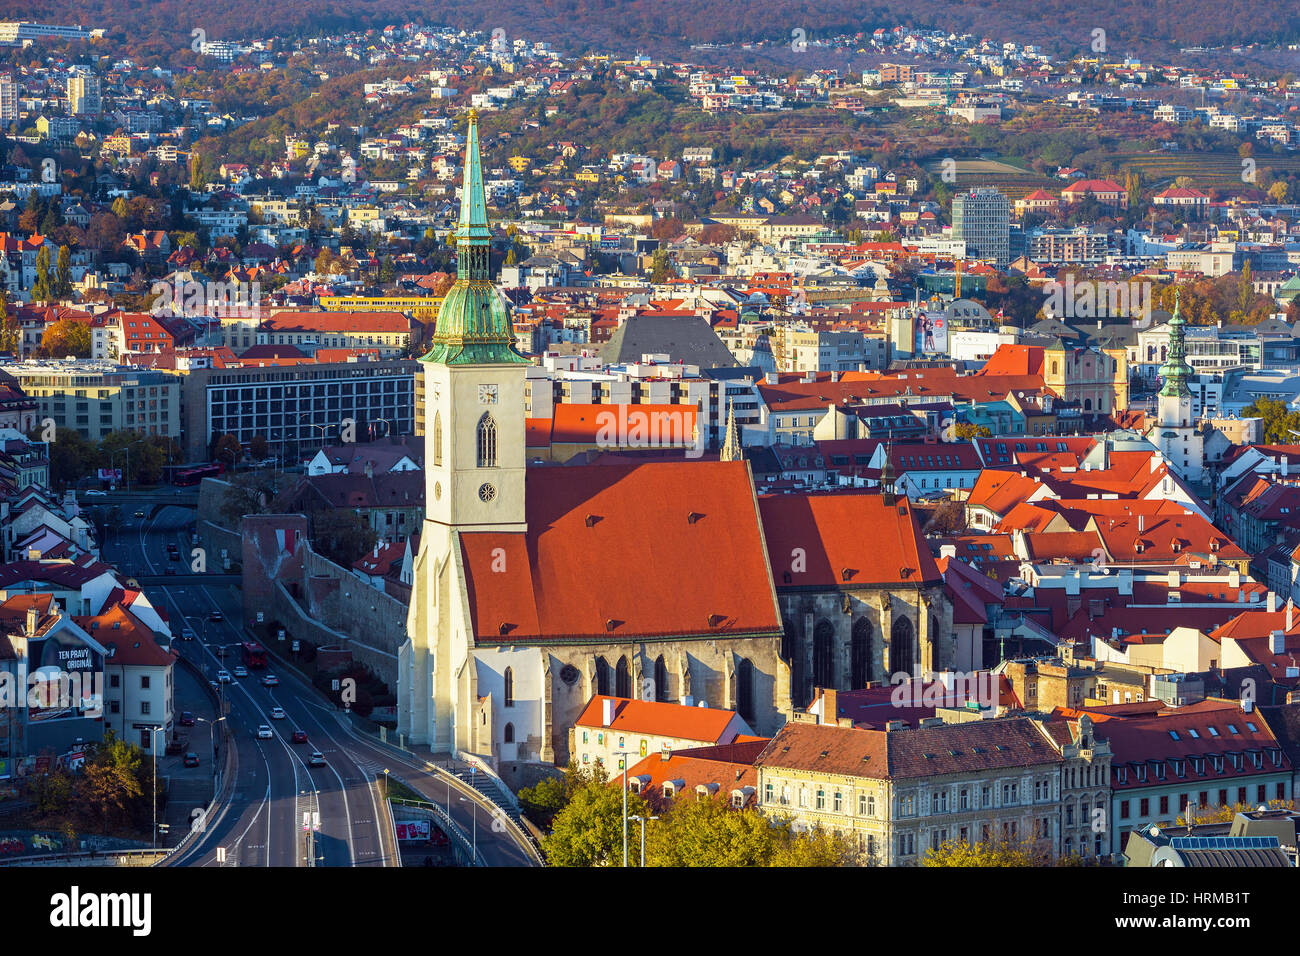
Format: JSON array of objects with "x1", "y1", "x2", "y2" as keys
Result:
[{"x1": 420, "y1": 109, "x2": 530, "y2": 535}]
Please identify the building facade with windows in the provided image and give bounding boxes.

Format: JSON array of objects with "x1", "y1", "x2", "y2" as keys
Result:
[
  {"x1": 4, "y1": 361, "x2": 181, "y2": 441},
  {"x1": 179, "y1": 357, "x2": 417, "y2": 462},
  {"x1": 754, "y1": 718, "x2": 1064, "y2": 865}
]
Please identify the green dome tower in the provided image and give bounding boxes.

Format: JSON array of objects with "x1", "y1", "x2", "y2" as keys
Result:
[{"x1": 422, "y1": 109, "x2": 529, "y2": 366}]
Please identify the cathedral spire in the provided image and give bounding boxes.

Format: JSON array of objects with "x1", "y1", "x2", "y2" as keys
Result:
[
  {"x1": 1158, "y1": 291, "x2": 1193, "y2": 399},
  {"x1": 422, "y1": 109, "x2": 528, "y2": 366},
  {"x1": 720, "y1": 400, "x2": 742, "y2": 462}
]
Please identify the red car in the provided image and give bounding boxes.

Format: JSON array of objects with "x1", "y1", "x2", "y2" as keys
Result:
[
  {"x1": 291, "y1": 730, "x2": 308, "y2": 744},
  {"x1": 179, "y1": 712, "x2": 195, "y2": 727}
]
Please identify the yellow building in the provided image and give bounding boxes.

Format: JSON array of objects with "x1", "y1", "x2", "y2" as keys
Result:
[{"x1": 319, "y1": 294, "x2": 444, "y2": 323}]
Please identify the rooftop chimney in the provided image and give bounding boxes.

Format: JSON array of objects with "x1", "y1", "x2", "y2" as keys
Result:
[
  {"x1": 1269, "y1": 591, "x2": 1278, "y2": 613},
  {"x1": 1138, "y1": 514, "x2": 1145, "y2": 533},
  {"x1": 822, "y1": 688, "x2": 838, "y2": 725},
  {"x1": 1271, "y1": 630, "x2": 1286, "y2": 655},
  {"x1": 602, "y1": 697, "x2": 616, "y2": 727},
  {"x1": 1289, "y1": 601, "x2": 1295, "y2": 632},
  {"x1": 25, "y1": 606, "x2": 38, "y2": 637}
]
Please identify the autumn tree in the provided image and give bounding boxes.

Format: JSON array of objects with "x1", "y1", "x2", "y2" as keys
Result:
[
  {"x1": 542, "y1": 767, "x2": 650, "y2": 867},
  {"x1": 212, "y1": 432, "x2": 243, "y2": 468},
  {"x1": 40, "y1": 318, "x2": 91, "y2": 357}
]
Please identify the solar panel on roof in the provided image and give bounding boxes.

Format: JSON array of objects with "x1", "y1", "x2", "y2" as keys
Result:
[{"x1": 1169, "y1": 835, "x2": 1279, "y2": 850}]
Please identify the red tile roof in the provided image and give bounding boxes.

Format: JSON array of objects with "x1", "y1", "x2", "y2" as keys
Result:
[
  {"x1": 576, "y1": 695, "x2": 742, "y2": 742},
  {"x1": 758, "y1": 491, "x2": 941, "y2": 588},
  {"x1": 459, "y1": 461, "x2": 781, "y2": 643}
]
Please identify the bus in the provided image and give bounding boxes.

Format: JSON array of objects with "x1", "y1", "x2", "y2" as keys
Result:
[
  {"x1": 173, "y1": 463, "x2": 224, "y2": 487},
  {"x1": 240, "y1": 642, "x2": 268, "y2": 669}
]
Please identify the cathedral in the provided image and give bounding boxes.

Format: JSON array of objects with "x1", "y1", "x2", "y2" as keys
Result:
[{"x1": 399, "y1": 113, "x2": 954, "y2": 788}]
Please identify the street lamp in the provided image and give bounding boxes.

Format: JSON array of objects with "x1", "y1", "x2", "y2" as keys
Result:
[
  {"x1": 628, "y1": 814, "x2": 658, "y2": 867},
  {"x1": 458, "y1": 796, "x2": 477, "y2": 863},
  {"x1": 309, "y1": 422, "x2": 331, "y2": 450},
  {"x1": 149, "y1": 725, "x2": 166, "y2": 850},
  {"x1": 614, "y1": 750, "x2": 632, "y2": 867}
]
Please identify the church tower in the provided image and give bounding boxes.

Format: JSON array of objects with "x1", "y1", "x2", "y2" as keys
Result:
[
  {"x1": 402, "y1": 110, "x2": 530, "y2": 748},
  {"x1": 421, "y1": 109, "x2": 530, "y2": 534},
  {"x1": 1150, "y1": 292, "x2": 1204, "y2": 483}
]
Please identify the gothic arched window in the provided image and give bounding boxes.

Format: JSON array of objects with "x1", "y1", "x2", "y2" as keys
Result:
[
  {"x1": 813, "y1": 620, "x2": 835, "y2": 690},
  {"x1": 654, "y1": 655, "x2": 669, "y2": 702},
  {"x1": 736, "y1": 658, "x2": 754, "y2": 722},
  {"x1": 503, "y1": 722, "x2": 514, "y2": 743},
  {"x1": 432, "y1": 411, "x2": 443, "y2": 467},
  {"x1": 477, "y1": 412, "x2": 496, "y2": 467},
  {"x1": 851, "y1": 618, "x2": 873, "y2": 689},
  {"x1": 615, "y1": 656, "x2": 631, "y2": 699},
  {"x1": 891, "y1": 616, "x2": 915, "y2": 678},
  {"x1": 503, "y1": 667, "x2": 514, "y2": 708},
  {"x1": 595, "y1": 656, "x2": 611, "y2": 697}
]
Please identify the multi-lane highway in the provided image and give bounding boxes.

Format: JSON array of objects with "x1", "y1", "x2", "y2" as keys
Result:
[{"x1": 98, "y1": 504, "x2": 538, "y2": 868}]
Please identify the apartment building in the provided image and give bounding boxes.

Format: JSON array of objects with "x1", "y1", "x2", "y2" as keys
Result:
[
  {"x1": 754, "y1": 719, "x2": 1064, "y2": 865},
  {"x1": 4, "y1": 361, "x2": 181, "y2": 441}
]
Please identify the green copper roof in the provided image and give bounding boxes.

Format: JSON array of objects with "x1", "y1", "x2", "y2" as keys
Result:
[
  {"x1": 1158, "y1": 292, "x2": 1193, "y2": 398},
  {"x1": 422, "y1": 109, "x2": 528, "y2": 366}
]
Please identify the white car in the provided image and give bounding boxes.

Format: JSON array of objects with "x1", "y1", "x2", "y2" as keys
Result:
[
  {"x1": 309, "y1": 751, "x2": 326, "y2": 767},
  {"x1": 216, "y1": 670, "x2": 232, "y2": 683},
  {"x1": 261, "y1": 674, "x2": 279, "y2": 687},
  {"x1": 270, "y1": 706, "x2": 286, "y2": 720},
  {"x1": 85, "y1": 490, "x2": 107, "y2": 497},
  {"x1": 233, "y1": 665, "x2": 249, "y2": 678},
  {"x1": 256, "y1": 725, "x2": 273, "y2": 739}
]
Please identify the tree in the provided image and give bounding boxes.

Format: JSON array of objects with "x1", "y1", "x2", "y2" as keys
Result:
[
  {"x1": 31, "y1": 245, "x2": 54, "y2": 303},
  {"x1": 55, "y1": 245, "x2": 73, "y2": 297},
  {"x1": 40, "y1": 318, "x2": 91, "y2": 357},
  {"x1": 543, "y1": 768, "x2": 649, "y2": 867},
  {"x1": 41, "y1": 426, "x2": 96, "y2": 486},
  {"x1": 0, "y1": 294, "x2": 18, "y2": 353},
  {"x1": 1240, "y1": 397, "x2": 1300, "y2": 445},
  {"x1": 649, "y1": 248, "x2": 675, "y2": 283},
  {"x1": 220, "y1": 470, "x2": 281, "y2": 525},
  {"x1": 212, "y1": 432, "x2": 242, "y2": 468},
  {"x1": 1237, "y1": 260, "x2": 1253, "y2": 314},
  {"x1": 645, "y1": 796, "x2": 779, "y2": 867},
  {"x1": 768, "y1": 821, "x2": 863, "y2": 866},
  {"x1": 922, "y1": 838, "x2": 1044, "y2": 866},
  {"x1": 79, "y1": 729, "x2": 146, "y2": 832},
  {"x1": 249, "y1": 434, "x2": 270, "y2": 461},
  {"x1": 310, "y1": 507, "x2": 377, "y2": 566}
]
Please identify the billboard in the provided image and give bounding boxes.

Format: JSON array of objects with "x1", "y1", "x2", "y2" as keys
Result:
[
  {"x1": 97, "y1": 468, "x2": 122, "y2": 481},
  {"x1": 914, "y1": 312, "x2": 948, "y2": 355}
]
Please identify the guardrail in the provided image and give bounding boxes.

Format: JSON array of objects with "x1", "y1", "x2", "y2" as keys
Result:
[
  {"x1": 389, "y1": 797, "x2": 484, "y2": 866},
  {"x1": 346, "y1": 721, "x2": 543, "y2": 865},
  {"x1": 156, "y1": 654, "x2": 238, "y2": 867},
  {"x1": 0, "y1": 849, "x2": 167, "y2": 867}
]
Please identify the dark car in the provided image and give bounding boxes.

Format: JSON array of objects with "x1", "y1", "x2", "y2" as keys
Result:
[
  {"x1": 169, "y1": 551, "x2": 181, "y2": 561},
  {"x1": 164, "y1": 567, "x2": 177, "y2": 575},
  {"x1": 179, "y1": 711, "x2": 195, "y2": 727},
  {"x1": 209, "y1": 610, "x2": 223, "y2": 622},
  {"x1": 291, "y1": 730, "x2": 308, "y2": 744},
  {"x1": 183, "y1": 752, "x2": 200, "y2": 768}
]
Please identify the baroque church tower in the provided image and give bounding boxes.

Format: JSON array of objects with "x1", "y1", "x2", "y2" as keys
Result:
[{"x1": 1149, "y1": 292, "x2": 1204, "y2": 483}]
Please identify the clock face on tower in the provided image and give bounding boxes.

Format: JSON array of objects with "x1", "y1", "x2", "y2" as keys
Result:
[{"x1": 478, "y1": 384, "x2": 498, "y2": 404}]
